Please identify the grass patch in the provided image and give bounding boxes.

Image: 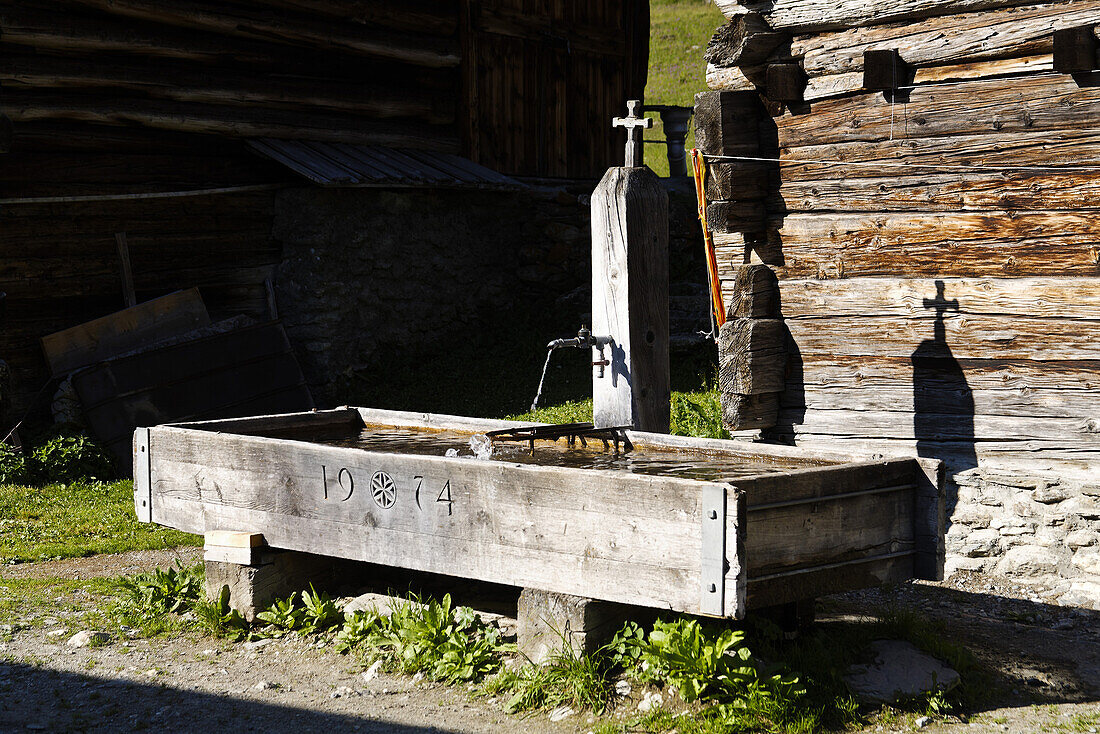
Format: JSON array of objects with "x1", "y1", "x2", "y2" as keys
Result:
[
  {"x1": 0, "y1": 479, "x2": 201, "y2": 563},
  {"x1": 643, "y1": 0, "x2": 727, "y2": 177},
  {"x1": 0, "y1": 576, "x2": 123, "y2": 632}
]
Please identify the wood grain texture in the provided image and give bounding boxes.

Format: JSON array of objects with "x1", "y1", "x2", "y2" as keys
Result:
[
  {"x1": 726, "y1": 265, "x2": 781, "y2": 319},
  {"x1": 718, "y1": 318, "x2": 788, "y2": 394},
  {"x1": 717, "y1": 211, "x2": 1100, "y2": 278},
  {"x1": 714, "y1": 0, "x2": 1041, "y2": 32},
  {"x1": 591, "y1": 167, "x2": 670, "y2": 432},
  {"x1": 146, "y1": 425, "x2": 746, "y2": 617},
  {"x1": 40, "y1": 288, "x2": 210, "y2": 377}
]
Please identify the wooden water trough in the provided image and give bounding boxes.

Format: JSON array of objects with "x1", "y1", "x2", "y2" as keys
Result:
[{"x1": 134, "y1": 407, "x2": 944, "y2": 619}]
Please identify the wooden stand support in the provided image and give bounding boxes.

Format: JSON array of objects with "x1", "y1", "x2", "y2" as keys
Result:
[
  {"x1": 591, "y1": 166, "x2": 670, "y2": 432},
  {"x1": 204, "y1": 548, "x2": 342, "y2": 622},
  {"x1": 516, "y1": 589, "x2": 632, "y2": 663}
]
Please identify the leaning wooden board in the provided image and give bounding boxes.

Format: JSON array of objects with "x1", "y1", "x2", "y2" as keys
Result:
[{"x1": 135, "y1": 407, "x2": 944, "y2": 618}]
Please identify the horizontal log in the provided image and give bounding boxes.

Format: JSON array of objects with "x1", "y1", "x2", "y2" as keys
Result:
[
  {"x1": 774, "y1": 73, "x2": 1100, "y2": 148},
  {"x1": 704, "y1": 160, "x2": 777, "y2": 202},
  {"x1": 0, "y1": 55, "x2": 454, "y2": 123},
  {"x1": 259, "y1": 0, "x2": 457, "y2": 36},
  {"x1": 785, "y1": 313, "x2": 1100, "y2": 361},
  {"x1": 706, "y1": 53, "x2": 1054, "y2": 101},
  {"x1": 2, "y1": 91, "x2": 458, "y2": 151},
  {"x1": 794, "y1": 1, "x2": 1100, "y2": 80},
  {"x1": 64, "y1": 0, "x2": 461, "y2": 68},
  {"x1": 473, "y1": 5, "x2": 629, "y2": 58},
  {"x1": 777, "y1": 277, "x2": 1100, "y2": 320},
  {"x1": 693, "y1": 90, "x2": 767, "y2": 157},
  {"x1": 771, "y1": 408, "x2": 1100, "y2": 445},
  {"x1": 786, "y1": 376, "x2": 1098, "y2": 419},
  {"x1": 715, "y1": 0, "x2": 1041, "y2": 32},
  {"x1": 716, "y1": 211, "x2": 1100, "y2": 277},
  {"x1": 772, "y1": 169, "x2": 1100, "y2": 213}
]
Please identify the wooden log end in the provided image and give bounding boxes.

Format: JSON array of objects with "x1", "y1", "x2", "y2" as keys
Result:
[
  {"x1": 1053, "y1": 26, "x2": 1098, "y2": 74},
  {"x1": 765, "y1": 63, "x2": 807, "y2": 104},
  {"x1": 722, "y1": 391, "x2": 780, "y2": 431},
  {"x1": 726, "y1": 265, "x2": 780, "y2": 319},
  {"x1": 863, "y1": 49, "x2": 912, "y2": 92},
  {"x1": 704, "y1": 13, "x2": 786, "y2": 68}
]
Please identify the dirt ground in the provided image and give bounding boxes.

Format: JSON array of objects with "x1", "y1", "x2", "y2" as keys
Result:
[{"x1": 1, "y1": 550, "x2": 1097, "y2": 734}]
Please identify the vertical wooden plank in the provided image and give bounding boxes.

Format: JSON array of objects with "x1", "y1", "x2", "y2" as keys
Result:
[
  {"x1": 459, "y1": 0, "x2": 480, "y2": 164},
  {"x1": 913, "y1": 458, "x2": 946, "y2": 581},
  {"x1": 133, "y1": 427, "x2": 152, "y2": 522},
  {"x1": 591, "y1": 166, "x2": 670, "y2": 431}
]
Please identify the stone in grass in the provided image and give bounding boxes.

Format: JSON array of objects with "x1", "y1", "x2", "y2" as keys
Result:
[
  {"x1": 843, "y1": 640, "x2": 959, "y2": 703},
  {"x1": 66, "y1": 631, "x2": 109, "y2": 648}
]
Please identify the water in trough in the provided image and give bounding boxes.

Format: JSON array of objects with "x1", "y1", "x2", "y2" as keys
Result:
[{"x1": 290, "y1": 425, "x2": 827, "y2": 483}]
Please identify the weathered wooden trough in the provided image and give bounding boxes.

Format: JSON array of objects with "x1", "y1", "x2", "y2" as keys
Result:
[{"x1": 134, "y1": 406, "x2": 944, "y2": 619}]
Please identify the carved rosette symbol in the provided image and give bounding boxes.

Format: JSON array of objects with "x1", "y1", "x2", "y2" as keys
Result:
[{"x1": 370, "y1": 471, "x2": 397, "y2": 509}]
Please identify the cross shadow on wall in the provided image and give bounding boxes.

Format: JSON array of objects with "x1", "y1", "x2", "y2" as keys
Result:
[{"x1": 912, "y1": 280, "x2": 978, "y2": 514}]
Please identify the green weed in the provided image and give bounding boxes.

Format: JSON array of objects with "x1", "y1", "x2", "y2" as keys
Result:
[{"x1": 504, "y1": 636, "x2": 614, "y2": 715}]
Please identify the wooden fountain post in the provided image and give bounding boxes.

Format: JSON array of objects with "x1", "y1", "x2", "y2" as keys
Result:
[{"x1": 591, "y1": 100, "x2": 671, "y2": 433}]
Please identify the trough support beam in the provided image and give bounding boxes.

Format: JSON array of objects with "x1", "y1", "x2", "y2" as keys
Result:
[
  {"x1": 204, "y1": 549, "x2": 343, "y2": 622},
  {"x1": 516, "y1": 589, "x2": 632, "y2": 663}
]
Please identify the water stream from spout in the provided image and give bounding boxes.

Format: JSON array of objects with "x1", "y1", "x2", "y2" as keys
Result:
[{"x1": 529, "y1": 348, "x2": 555, "y2": 412}]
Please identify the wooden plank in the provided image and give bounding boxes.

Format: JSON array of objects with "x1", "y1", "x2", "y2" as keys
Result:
[
  {"x1": 771, "y1": 408, "x2": 1100, "y2": 445},
  {"x1": 64, "y1": 0, "x2": 461, "y2": 68},
  {"x1": 145, "y1": 425, "x2": 747, "y2": 617},
  {"x1": 717, "y1": 211, "x2": 1100, "y2": 278},
  {"x1": 714, "y1": 0, "x2": 1044, "y2": 32},
  {"x1": 792, "y1": 1, "x2": 1100, "y2": 79},
  {"x1": 722, "y1": 391, "x2": 781, "y2": 431},
  {"x1": 784, "y1": 313, "x2": 1099, "y2": 361},
  {"x1": 746, "y1": 485, "x2": 915, "y2": 576},
  {"x1": 746, "y1": 554, "x2": 915, "y2": 607},
  {"x1": 40, "y1": 288, "x2": 210, "y2": 377},
  {"x1": 591, "y1": 167, "x2": 670, "y2": 432},
  {"x1": 74, "y1": 321, "x2": 313, "y2": 462},
  {"x1": 0, "y1": 113, "x2": 11, "y2": 154},
  {"x1": 778, "y1": 277, "x2": 1100, "y2": 320},
  {"x1": 772, "y1": 74, "x2": 1100, "y2": 148}
]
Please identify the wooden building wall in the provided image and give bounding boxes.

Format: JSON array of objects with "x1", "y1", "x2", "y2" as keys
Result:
[
  {"x1": 0, "y1": 0, "x2": 647, "y2": 421},
  {"x1": 698, "y1": 1, "x2": 1100, "y2": 593}
]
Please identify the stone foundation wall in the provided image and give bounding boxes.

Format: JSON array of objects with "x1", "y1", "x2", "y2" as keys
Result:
[{"x1": 946, "y1": 468, "x2": 1100, "y2": 609}]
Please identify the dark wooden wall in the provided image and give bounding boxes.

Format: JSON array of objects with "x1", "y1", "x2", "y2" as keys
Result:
[
  {"x1": 0, "y1": 0, "x2": 648, "y2": 421},
  {"x1": 697, "y1": 1, "x2": 1100, "y2": 487}
]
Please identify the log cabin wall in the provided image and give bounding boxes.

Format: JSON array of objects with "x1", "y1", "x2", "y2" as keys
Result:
[
  {"x1": 699, "y1": 0, "x2": 1100, "y2": 608},
  {"x1": 0, "y1": 0, "x2": 648, "y2": 424}
]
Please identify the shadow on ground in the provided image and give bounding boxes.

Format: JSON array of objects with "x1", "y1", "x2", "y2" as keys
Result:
[{"x1": 0, "y1": 662, "x2": 461, "y2": 734}]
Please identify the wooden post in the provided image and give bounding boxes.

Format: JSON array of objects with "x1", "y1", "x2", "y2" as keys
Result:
[{"x1": 591, "y1": 166, "x2": 670, "y2": 432}]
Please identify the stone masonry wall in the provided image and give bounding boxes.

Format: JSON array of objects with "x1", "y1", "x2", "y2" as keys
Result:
[{"x1": 947, "y1": 468, "x2": 1100, "y2": 609}]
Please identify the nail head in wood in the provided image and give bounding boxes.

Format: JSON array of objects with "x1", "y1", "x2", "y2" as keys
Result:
[
  {"x1": 765, "y1": 63, "x2": 807, "y2": 104},
  {"x1": 1053, "y1": 26, "x2": 1097, "y2": 74},
  {"x1": 863, "y1": 49, "x2": 910, "y2": 92}
]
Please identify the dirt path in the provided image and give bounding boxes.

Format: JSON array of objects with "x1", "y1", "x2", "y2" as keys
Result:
[{"x1": 1, "y1": 552, "x2": 1098, "y2": 733}]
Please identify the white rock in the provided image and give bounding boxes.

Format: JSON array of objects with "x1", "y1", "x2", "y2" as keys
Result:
[
  {"x1": 254, "y1": 680, "x2": 278, "y2": 691},
  {"x1": 411, "y1": 672, "x2": 424, "y2": 684},
  {"x1": 244, "y1": 638, "x2": 275, "y2": 651},
  {"x1": 916, "y1": 716, "x2": 933, "y2": 728},
  {"x1": 549, "y1": 706, "x2": 575, "y2": 722},
  {"x1": 46, "y1": 629, "x2": 67, "y2": 638},
  {"x1": 66, "y1": 631, "x2": 108, "y2": 648},
  {"x1": 362, "y1": 660, "x2": 384, "y2": 682},
  {"x1": 637, "y1": 691, "x2": 662, "y2": 713},
  {"x1": 614, "y1": 679, "x2": 632, "y2": 696}
]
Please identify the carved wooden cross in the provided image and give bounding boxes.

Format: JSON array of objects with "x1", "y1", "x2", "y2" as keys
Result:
[{"x1": 612, "y1": 100, "x2": 653, "y2": 167}]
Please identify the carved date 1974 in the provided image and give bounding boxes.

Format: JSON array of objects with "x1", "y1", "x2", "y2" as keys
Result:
[{"x1": 321, "y1": 465, "x2": 453, "y2": 515}]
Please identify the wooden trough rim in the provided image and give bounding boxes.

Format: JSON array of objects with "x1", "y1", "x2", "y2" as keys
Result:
[{"x1": 158, "y1": 405, "x2": 932, "y2": 485}]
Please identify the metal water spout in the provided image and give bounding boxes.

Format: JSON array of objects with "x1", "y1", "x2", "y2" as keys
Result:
[
  {"x1": 530, "y1": 326, "x2": 614, "y2": 412},
  {"x1": 546, "y1": 326, "x2": 614, "y2": 378}
]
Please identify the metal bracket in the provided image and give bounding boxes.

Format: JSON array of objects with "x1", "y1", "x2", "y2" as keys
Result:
[
  {"x1": 700, "y1": 484, "x2": 728, "y2": 616},
  {"x1": 133, "y1": 428, "x2": 152, "y2": 522}
]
